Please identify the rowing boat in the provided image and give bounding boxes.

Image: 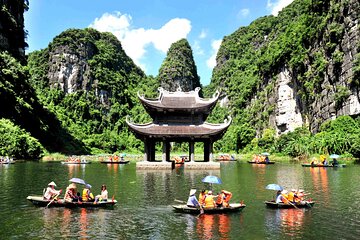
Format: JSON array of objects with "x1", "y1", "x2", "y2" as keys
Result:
[
  {"x1": 26, "y1": 195, "x2": 117, "y2": 208},
  {"x1": 61, "y1": 161, "x2": 91, "y2": 165},
  {"x1": 264, "y1": 200, "x2": 315, "y2": 208},
  {"x1": 247, "y1": 161, "x2": 275, "y2": 164},
  {"x1": 0, "y1": 161, "x2": 15, "y2": 164},
  {"x1": 172, "y1": 203, "x2": 246, "y2": 214},
  {"x1": 301, "y1": 163, "x2": 346, "y2": 167},
  {"x1": 100, "y1": 160, "x2": 129, "y2": 164}
]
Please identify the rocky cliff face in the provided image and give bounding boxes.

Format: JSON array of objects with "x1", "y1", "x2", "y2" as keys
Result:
[
  {"x1": 48, "y1": 44, "x2": 94, "y2": 94},
  {"x1": 213, "y1": 0, "x2": 360, "y2": 136},
  {"x1": 272, "y1": 0, "x2": 359, "y2": 134},
  {"x1": 0, "y1": 0, "x2": 27, "y2": 61}
]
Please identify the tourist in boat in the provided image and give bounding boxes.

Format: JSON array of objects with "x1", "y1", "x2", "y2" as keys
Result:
[
  {"x1": 95, "y1": 184, "x2": 108, "y2": 203},
  {"x1": 276, "y1": 190, "x2": 289, "y2": 203},
  {"x1": 216, "y1": 191, "x2": 225, "y2": 207},
  {"x1": 332, "y1": 158, "x2": 339, "y2": 166},
  {"x1": 82, "y1": 184, "x2": 94, "y2": 202},
  {"x1": 198, "y1": 189, "x2": 206, "y2": 206},
  {"x1": 320, "y1": 155, "x2": 328, "y2": 165},
  {"x1": 265, "y1": 156, "x2": 270, "y2": 164},
  {"x1": 113, "y1": 155, "x2": 119, "y2": 162},
  {"x1": 222, "y1": 190, "x2": 232, "y2": 207},
  {"x1": 295, "y1": 189, "x2": 305, "y2": 202},
  {"x1": 310, "y1": 157, "x2": 318, "y2": 166},
  {"x1": 186, "y1": 189, "x2": 201, "y2": 208},
  {"x1": 43, "y1": 181, "x2": 62, "y2": 200},
  {"x1": 204, "y1": 191, "x2": 216, "y2": 208},
  {"x1": 287, "y1": 189, "x2": 298, "y2": 203},
  {"x1": 64, "y1": 183, "x2": 80, "y2": 202}
]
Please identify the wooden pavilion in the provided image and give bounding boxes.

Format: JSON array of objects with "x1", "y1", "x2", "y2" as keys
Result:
[{"x1": 126, "y1": 87, "x2": 231, "y2": 169}]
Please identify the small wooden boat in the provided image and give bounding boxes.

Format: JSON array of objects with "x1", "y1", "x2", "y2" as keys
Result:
[
  {"x1": 172, "y1": 203, "x2": 246, "y2": 214},
  {"x1": 26, "y1": 196, "x2": 117, "y2": 208},
  {"x1": 61, "y1": 161, "x2": 91, "y2": 165},
  {"x1": 0, "y1": 161, "x2": 15, "y2": 164},
  {"x1": 264, "y1": 200, "x2": 315, "y2": 208},
  {"x1": 247, "y1": 161, "x2": 275, "y2": 164},
  {"x1": 100, "y1": 160, "x2": 129, "y2": 164},
  {"x1": 301, "y1": 163, "x2": 346, "y2": 167},
  {"x1": 216, "y1": 154, "x2": 236, "y2": 161}
]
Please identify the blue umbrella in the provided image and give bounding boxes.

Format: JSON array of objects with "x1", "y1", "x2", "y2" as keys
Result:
[
  {"x1": 69, "y1": 177, "x2": 86, "y2": 185},
  {"x1": 329, "y1": 154, "x2": 340, "y2": 159},
  {"x1": 265, "y1": 184, "x2": 283, "y2": 191},
  {"x1": 202, "y1": 175, "x2": 222, "y2": 184},
  {"x1": 261, "y1": 152, "x2": 270, "y2": 156}
]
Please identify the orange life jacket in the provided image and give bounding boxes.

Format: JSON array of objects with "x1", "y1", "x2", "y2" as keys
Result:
[
  {"x1": 216, "y1": 193, "x2": 225, "y2": 205},
  {"x1": 199, "y1": 192, "x2": 205, "y2": 205}
]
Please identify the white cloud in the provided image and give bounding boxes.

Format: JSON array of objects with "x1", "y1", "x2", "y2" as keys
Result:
[
  {"x1": 89, "y1": 12, "x2": 191, "y2": 71},
  {"x1": 237, "y1": 8, "x2": 250, "y2": 18},
  {"x1": 199, "y1": 29, "x2": 207, "y2": 39},
  {"x1": 206, "y1": 39, "x2": 222, "y2": 69},
  {"x1": 193, "y1": 40, "x2": 204, "y2": 55},
  {"x1": 267, "y1": 0, "x2": 294, "y2": 16}
]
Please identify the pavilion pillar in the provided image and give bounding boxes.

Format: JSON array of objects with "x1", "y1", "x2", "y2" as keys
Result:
[
  {"x1": 189, "y1": 141, "x2": 195, "y2": 162},
  {"x1": 166, "y1": 141, "x2": 171, "y2": 162},
  {"x1": 150, "y1": 141, "x2": 156, "y2": 162},
  {"x1": 209, "y1": 141, "x2": 214, "y2": 162},
  {"x1": 204, "y1": 141, "x2": 209, "y2": 162},
  {"x1": 144, "y1": 140, "x2": 149, "y2": 162},
  {"x1": 162, "y1": 141, "x2": 166, "y2": 162}
]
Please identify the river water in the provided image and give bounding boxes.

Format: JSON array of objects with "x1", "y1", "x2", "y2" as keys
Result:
[{"x1": 0, "y1": 161, "x2": 359, "y2": 239}]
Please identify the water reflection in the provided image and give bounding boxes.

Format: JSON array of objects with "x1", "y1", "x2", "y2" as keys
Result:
[
  {"x1": 196, "y1": 214, "x2": 233, "y2": 240},
  {"x1": 265, "y1": 209, "x2": 306, "y2": 238},
  {"x1": 309, "y1": 167, "x2": 329, "y2": 203},
  {"x1": 65, "y1": 164, "x2": 86, "y2": 179}
]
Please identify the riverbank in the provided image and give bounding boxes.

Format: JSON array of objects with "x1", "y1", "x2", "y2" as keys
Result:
[{"x1": 41, "y1": 152, "x2": 356, "y2": 164}]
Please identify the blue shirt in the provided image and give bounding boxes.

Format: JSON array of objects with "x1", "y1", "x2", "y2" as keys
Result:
[{"x1": 187, "y1": 195, "x2": 200, "y2": 207}]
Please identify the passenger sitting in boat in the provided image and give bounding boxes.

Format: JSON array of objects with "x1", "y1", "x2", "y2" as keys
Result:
[
  {"x1": 295, "y1": 189, "x2": 305, "y2": 203},
  {"x1": 113, "y1": 155, "x2": 119, "y2": 162},
  {"x1": 95, "y1": 184, "x2": 108, "y2": 203},
  {"x1": 187, "y1": 189, "x2": 201, "y2": 208},
  {"x1": 322, "y1": 158, "x2": 328, "y2": 165},
  {"x1": 204, "y1": 191, "x2": 216, "y2": 208},
  {"x1": 43, "y1": 181, "x2": 62, "y2": 200},
  {"x1": 287, "y1": 189, "x2": 298, "y2": 203},
  {"x1": 265, "y1": 156, "x2": 270, "y2": 164},
  {"x1": 276, "y1": 190, "x2": 289, "y2": 203},
  {"x1": 310, "y1": 157, "x2": 318, "y2": 166},
  {"x1": 198, "y1": 189, "x2": 206, "y2": 206},
  {"x1": 222, "y1": 190, "x2": 232, "y2": 207},
  {"x1": 332, "y1": 158, "x2": 339, "y2": 166},
  {"x1": 216, "y1": 191, "x2": 225, "y2": 207},
  {"x1": 82, "y1": 184, "x2": 94, "y2": 202},
  {"x1": 64, "y1": 183, "x2": 80, "y2": 202}
]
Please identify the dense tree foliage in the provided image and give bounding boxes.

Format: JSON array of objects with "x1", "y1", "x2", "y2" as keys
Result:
[
  {"x1": 0, "y1": 118, "x2": 43, "y2": 159},
  {"x1": 158, "y1": 39, "x2": 201, "y2": 92},
  {"x1": 207, "y1": 0, "x2": 360, "y2": 157},
  {"x1": 27, "y1": 28, "x2": 157, "y2": 154}
]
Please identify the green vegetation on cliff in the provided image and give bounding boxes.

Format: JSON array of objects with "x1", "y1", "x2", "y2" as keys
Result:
[
  {"x1": 158, "y1": 39, "x2": 201, "y2": 92},
  {"x1": 206, "y1": 0, "x2": 360, "y2": 157},
  {"x1": 27, "y1": 28, "x2": 155, "y2": 154}
]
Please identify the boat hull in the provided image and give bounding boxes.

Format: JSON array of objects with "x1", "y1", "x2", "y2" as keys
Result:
[
  {"x1": 301, "y1": 163, "x2": 346, "y2": 167},
  {"x1": 247, "y1": 161, "x2": 275, "y2": 164},
  {"x1": 100, "y1": 160, "x2": 129, "y2": 164},
  {"x1": 264, "y1": 200, "x2": 315, "y2": 208},
  {"x1": 61, "y1": 162, "x2": 91, "y2": 165},
  {"x1": 172, "y1": 203, "x2": 246, "y2": 214},
  {"x1": 26, "y1": 196, "x2": 117, "y2": 208}
]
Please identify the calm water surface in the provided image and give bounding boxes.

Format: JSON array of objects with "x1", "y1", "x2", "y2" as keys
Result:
[{"x1": 1, "y1": 161, "x2": 360, "y2": 239}]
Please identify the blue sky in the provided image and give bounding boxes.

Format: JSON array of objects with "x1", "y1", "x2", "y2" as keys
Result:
[{"x1": 25, "y1": 0, "x2": 294, "y2": 86}]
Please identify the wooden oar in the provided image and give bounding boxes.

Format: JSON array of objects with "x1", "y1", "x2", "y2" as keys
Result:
[
  {"x1": 46, "y1": 192, "x2": 60, "y2": 208},
  {"x1": 287, "y1": 200, "x2": 298, "y2": 209},
  {"x1": 174, "y1": 199, "x2": 186, "y2": 204}
]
